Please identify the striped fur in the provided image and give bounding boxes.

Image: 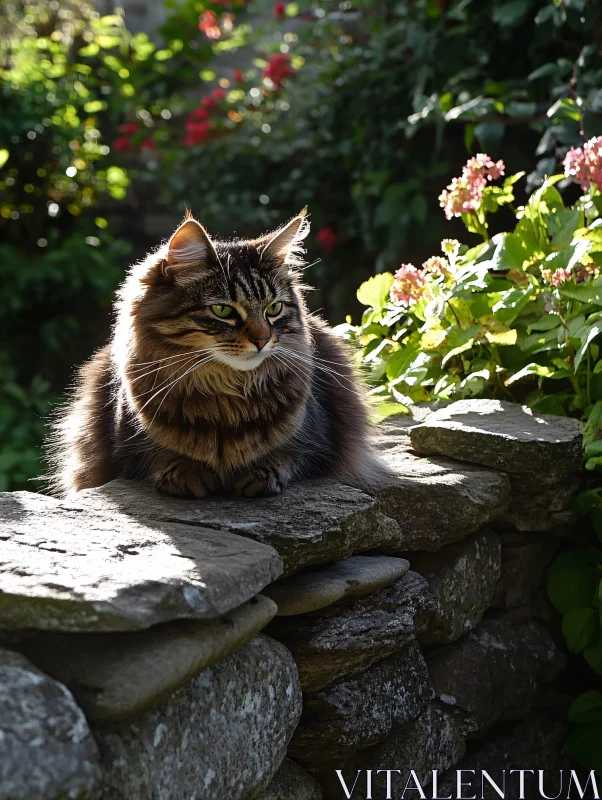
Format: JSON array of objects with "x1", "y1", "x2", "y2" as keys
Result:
[{"x1": 47, "y1": 211, "x2": 382, "y2": 498}]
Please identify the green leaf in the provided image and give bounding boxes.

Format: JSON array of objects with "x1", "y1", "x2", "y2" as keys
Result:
[
  {"x1": 357, "y1": 272, "x2": 394, "y2": 311},
  {"x1": 576, "y1": 321, "x2": 602, "y2": 371},
  {"x1": 505, "y1": 363, "x2": 555, "y2": 384},
  {"x1": 547, "y1": 551, "x2": 600, "y2": 613},
  {"x1": 372, "y1": 401, "x2": 409, "y2": 422},
  {"x1": 569, "y1": 691, "x2": 602, "y2": 724},
  {"x1": 564, "y1": 723, "x2": 602, "y2": 772},
  {"x1": 0, "y1": 149, "x2": 9, "y2": 169},
  {"x1": 584, "y1": 637, "x2": 602, "y2": 675},
  {"x1": 357, "y1": 273, "x2": 394, "y2": 312},
  {"x1": 562, "y1": 607, "x2": 598, "y2": 653},
  {"x1": 385, "y1": 346, "x2": 419, "y2": 381},
  {"x1": 492, "y1": 0, "x2": 531, "y2": 26},
  {"x1": 492, "y1": 288, "x2": 533, "y2": 326}
]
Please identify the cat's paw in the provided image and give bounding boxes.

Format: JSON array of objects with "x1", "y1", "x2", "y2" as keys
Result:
[
  {"x1": 232, "y1": 465, "x2": 287, "y2": 498},
  {"x1": 155, "y1": 459, "x2": 220, "y2": 498}
]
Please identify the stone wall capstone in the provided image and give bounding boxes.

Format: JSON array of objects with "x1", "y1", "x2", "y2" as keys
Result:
[{"x1": 0, "y1": 399, "x2": 581, "y2": 799}]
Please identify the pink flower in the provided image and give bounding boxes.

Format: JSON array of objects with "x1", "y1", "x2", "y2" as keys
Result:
[
  {"x1": 118, "y1": 123, "x2": 140, "y2": 135},
  {"x1": 274, "y1": 2, "x2": 286, "y2": 17},
  {"x1": 140, "y1": 138, "x2": 156, "y2": 151},
  {"x1": 185, "y1": 120, "x2": 211, "y2": 146},
  {"x1": 212, "y1": 88, "x2": 226, "y2": 100},
  {"x1": 422, "y1": 255, "x2": 451, "y2": 279},
  {"x1": 198, "y1": 10, "x2": 221, "y2": 38},
  {"x1": 263, "y1": 54, "x2": 293, "y2": 89},
  {"x1": 233, "y1": 70, "x2": 244, "y2": 82},
  {"x1": 189, "y1": 106, "x2": 210, "y2": 121},
  {"x1": 551, "y1": 268, "x2": 570, "y2": 287},
  {"x1": 564, "y1": 136, "x2": 602, "y2": 191},
  {"x1": 391, "y1": 263, "x2": 427, "y2": 306},
  {"x1": 439, "y1": 153, "x2": 505, "y2": 220},
  {"x1": 316, "y1": 227, "x2": 338, "y2": 250}
]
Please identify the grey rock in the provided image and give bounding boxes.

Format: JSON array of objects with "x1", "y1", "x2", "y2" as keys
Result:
[
  {"x1": 426, "y1": 619, "x2": 565, "y2": 735},
  {"x1": 264, "y1": 554, "x2": 409, "y2": 616},
  {"x1": 373, "y1": 449, "x2": 510, "y2": 552},
  {"x1": 76, "y1": 479, "x2": 401, "y2": 576},
  {"x1": 0, "y1": 647, "x2": 100, "y2": 800},
  {"x1": 354, "y1": 704, "x2": 466, "y2": 788},
  {"x1": 410, "y1": 399, "x2": 582, "y2": 483},
  {"x1": 411, "y1": 529, "x2": 501, "y2": 644},
  {"x1": 271, "y1": 571, "x2": 433, "y2": 691},
  {"x1": 18, "y1": 595, "x2": 276, "y2": 725},
  {"x1": 495, "y1": 474, "x2": 580, "y2": 532},
  {"x1": 437, "y1": 702, "x2": 570, "y2": 799},
  {"x1": 97, "y1": 635, "x2": 302, "y2": 800},
  {"x1": 259, "y1": 759, "x2": 322, "y2": 800},
  {"x1": 289, "y1": 641, "x2": 433, "y2": 769},
  {"x1": 492, "y1": 534, "x2": 560, "y2": 609},
  {"x1": 0, "y1": 490, "x2": 282, "y2": 632}
]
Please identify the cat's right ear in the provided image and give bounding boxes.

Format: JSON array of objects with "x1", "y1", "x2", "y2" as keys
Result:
[{"x1": 162, "y1": 218, "x2": 218, "y2": 280}]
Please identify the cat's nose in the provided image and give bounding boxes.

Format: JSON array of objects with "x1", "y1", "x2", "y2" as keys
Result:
[{"x1": 251, "y1": 337, "x2": 271, "y2": 351}]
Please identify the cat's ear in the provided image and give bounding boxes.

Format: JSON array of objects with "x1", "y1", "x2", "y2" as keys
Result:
[
  {"x1": 163, "y1": 216, "x2": 218, "y2": 279},
  {"x1": 259, "y1": 208, "x2": 310, "y2": 271}
]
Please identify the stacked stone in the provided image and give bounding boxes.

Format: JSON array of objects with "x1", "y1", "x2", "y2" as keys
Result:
[{"x1": 0, "y1": 399, "x2": 581, "y2": 800}]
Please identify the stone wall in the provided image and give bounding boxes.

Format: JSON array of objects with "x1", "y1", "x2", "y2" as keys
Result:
[{"x1": 0, "y1": 400, "x2": 582, "y2": 799}]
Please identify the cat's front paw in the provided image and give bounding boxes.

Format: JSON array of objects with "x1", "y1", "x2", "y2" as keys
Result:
[
  {"x1": 155, "y1": 459, "x2": 220, "y2": 498},
  {"x1": 232, "y1": 465, "x2": 287, "y2": 498}
]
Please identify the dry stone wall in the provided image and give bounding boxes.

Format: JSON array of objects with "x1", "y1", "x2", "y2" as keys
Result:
[{"x1": 0, "y1": 399, "x2": 582, "y2": 799}]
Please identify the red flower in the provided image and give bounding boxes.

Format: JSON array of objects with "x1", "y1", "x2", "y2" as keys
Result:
[
  {"x1": 140, "y1": 138, "x2": 156, "y2": 151},
  {"x1": 113, "y1": 137, "x2": 131, "y2": 152},
  {"x1": 198, "y1": 10, "x2": 221, "y2": 38},
  {"x1": 118, "y1": 123, "x2": 139, "y2": 135},
  {"x1": 212, "y1": 88, "x2": 226, "y2": 100},
  {"x1": 202, "y1": 96, "x2": 218, "y2": 112},
  {"x1": 316, "y1": 227, "x2": 339, "y2": 251},
  {"x1": 233, "y1": 70, "x2": 244, "y2": 83},
  {"x1": 263, "y1": 54, "x2": 293, "y2": 89},
  {"x1": 189, "y1": 107, "x2": 210, "y2": 121},
  {"x1": 185, "y1": 120, "x2": 211, "y2": 146},
  {"x1": 274, "y1": 2, "x2": 286, "y2": 17}
]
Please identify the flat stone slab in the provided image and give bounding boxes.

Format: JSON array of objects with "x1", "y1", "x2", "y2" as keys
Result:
[
  {"x1": 0, "y1": 648, "x2": 100, "y2": 800},
  {"x1": 411, "y1": 529, "x2": 501, "y2": 644},
  {"x1": 0, "y1": 491, "x2": 282, "y2": 632},
  {"x1": 410, "y1": 399, "x2": 582, "y2": 483},
  {"x1": 271, "y1": 571, "x2": 433, "y2": 691},
  {"x1": 97, "y1": 635, "x2": 302, "y2": 800},
  {"x1": 18, "y1": 595, "x2": 276, "y2": 725},
  {"x1": 289, "y1": 640, "x2": 433, "y2": 769},
  {"x1": 426, "y1": 619, "x2": 565, "y2": 735},
  {"x1": 263, "y1": 555, "x2": 409, "y2": 616},
  {"x1": 259, "y1": 759, "x2": 322, "y2": 800}
]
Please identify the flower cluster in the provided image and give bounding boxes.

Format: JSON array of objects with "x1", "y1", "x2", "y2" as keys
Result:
[
  {"x1": 185, "y1": 89, "x2": 225, "y2": 146},
  {"x1": 439, "y1": 153, "x2": 505, "y2": 220},
  {"x1": 422, "y1": 255, "x2": 451, "y2": 279},
  {"x1": 198, "y1": 10, "x2": 221, "y2": 39},
  {"x1": 316, "y1": 227, "x2": 338, "y2": 250},
  {"x1": 113, "y1": 123, "x2": 155, "y2": 153},
  {"x1": 563, "y1": 136, "x2": 602, "y2": 192},
  {"x1": 263, "y1": 54, "x2": 293, "y2": 89},
  {"x1": 542, "y1": 262, "x2": 597, "y2": 287},
  {"x1": 390, "y1": 263, "x2": 427, "y2": 306}
]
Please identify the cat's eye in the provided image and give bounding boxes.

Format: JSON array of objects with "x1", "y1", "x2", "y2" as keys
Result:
[
  {"x1": 266, "y1": 301, "x2": 283, "y2": 317},
  {"x1": 211, "y1": 304, "x2": 234, "y2": 319}
]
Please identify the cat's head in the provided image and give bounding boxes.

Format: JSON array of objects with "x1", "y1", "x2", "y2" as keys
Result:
[{"x1": 121, "y1": 210, "x2": 311, "y2": 372}]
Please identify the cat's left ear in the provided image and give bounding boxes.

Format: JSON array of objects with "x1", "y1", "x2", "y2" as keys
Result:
[
  {"x1": 258, "y1": 208, "x2": 310, "y2": 271},
  {"x1": 163, "y1": 216, "x2": 218, "y2": 279}
]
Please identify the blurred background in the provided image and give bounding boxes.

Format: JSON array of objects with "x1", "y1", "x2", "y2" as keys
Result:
[{"x1": 1, "y1": 0, "x2": 601, "y2": 491}]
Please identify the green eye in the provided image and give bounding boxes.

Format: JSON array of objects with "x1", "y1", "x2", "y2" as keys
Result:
[
  {"x1": 266, "y1": 301, "x2": 283, "y2": 317},
  {"x1": 211, "y1": 304, "x2": 234, "y2": 319}
]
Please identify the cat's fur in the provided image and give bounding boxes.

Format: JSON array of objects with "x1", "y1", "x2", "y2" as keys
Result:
[{"x1": 47, "y1": 210, "x2": 382, "y2": 498}]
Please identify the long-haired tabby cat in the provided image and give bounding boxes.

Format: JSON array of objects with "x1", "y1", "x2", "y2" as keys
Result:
[{"x1": 48, "y1": 209, "x2": 381, "y2": 498}]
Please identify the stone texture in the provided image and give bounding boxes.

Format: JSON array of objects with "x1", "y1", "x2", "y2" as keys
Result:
[
  {"x1": 492, "y1": 534, "x2": 560, "y2": 609},
  {"x1": 259, "y1": 759, "x2": 322, "y2": 800},
  {"x1": 426, "y1": 619, "x2": 565, "y2": 735},
  {"x1": 411, "y1": 529, "x2": 501, "y2": 644},
  {"x1": 495, "y1": 474, "x2": 580, "y2": 532},
  {"x1": 271, "y1": 571, "x2": 433, "y2": 691},
  {"x1": 18, "y1": 595, "x2": 276, "y2": 725},
  {"x1": 373, "y1": 448, "x2": 510, "y2": 552},
  {"x1": 344, "y1": 703, "x2": 466, "y2": 798},
  {"x1": 96, "y1": 635, "x2": 302, "y2": 800},
  {"x1": 263, "y1": 555, "x2": 409, "y2": 616},
  {"x1": 0, "y1": 490, "x2": 282, "y2": 632},
  {"x1": 0, "y1": 647, "x2": 100, "y2": 800},
  {"x1": 410, "y1": 399, "x2": 583, "y2": 483},
  {"x1": 289, "y1": 641, "x2": 433, "y2": 769}
]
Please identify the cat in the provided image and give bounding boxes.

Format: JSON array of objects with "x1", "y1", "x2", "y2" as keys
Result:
[{"x1": 47, "y1": 209, "x2": 382, "y2": 499}]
